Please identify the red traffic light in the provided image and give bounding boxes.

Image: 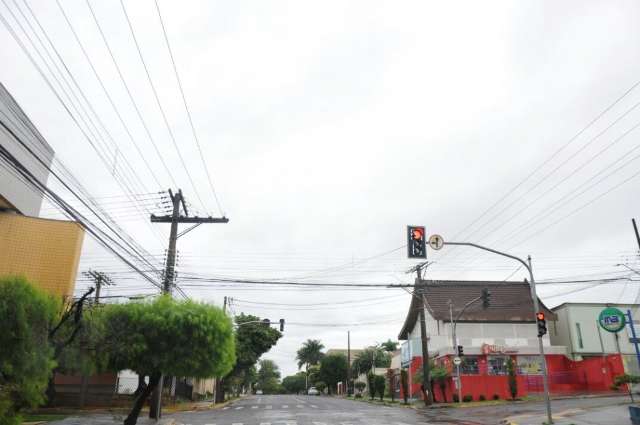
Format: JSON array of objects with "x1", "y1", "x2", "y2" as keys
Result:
[{"x1": 536, "y1": 312, "x2": 545, "y2": 321}]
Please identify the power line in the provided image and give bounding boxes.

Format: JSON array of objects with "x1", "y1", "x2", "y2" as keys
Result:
[{"x1": 153, "y1": 0, "x2": 224, "y2": 216}]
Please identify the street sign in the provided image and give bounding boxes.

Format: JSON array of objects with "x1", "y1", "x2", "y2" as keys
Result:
[
  {"x1": 598, "y1": 307, "x2": 626, "y2": 333},
  {"x1": 453, "y1": 356, "x2": 462, "y2": 366},
  {"x1": 428, "y1": 234, "x2": 444, "y2": 250}
]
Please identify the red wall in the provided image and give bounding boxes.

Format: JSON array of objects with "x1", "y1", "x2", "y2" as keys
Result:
[{"x1": 401, "y1": 353, "x2": 625, "y2": 403}]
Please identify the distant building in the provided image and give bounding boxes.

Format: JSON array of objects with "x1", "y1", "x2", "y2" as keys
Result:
[
  {"x1": 398, "y1": 280, "x2": 624, "y2": 402},
  {"x1": 0, "y1": 82, "x2": 83, "y2": 298},
  {"x1": 550, "y1": 302, "x2": 640, "y2": 376}
]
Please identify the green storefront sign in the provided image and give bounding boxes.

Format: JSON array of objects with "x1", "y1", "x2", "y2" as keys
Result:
[{"x1": 598, "y1": 307, "x2": 627, "y2": 333}]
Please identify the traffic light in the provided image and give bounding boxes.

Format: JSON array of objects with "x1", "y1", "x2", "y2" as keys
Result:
[
  {"x1": 536, "y1": 312, "x2": 547, "y2": 337},
  {"x1": 457, "y1": 345, "x2": 464, "y2": 356},
  {"x1": 407, "y1": 226, "x2": 426, "y2": 259},
  {"x1": 481, "y1": 288, "x2": 491, "y2": 309},
  {"x1": 262, "y1": 318, "x2": 271, "y2": 326},
  {"x1": 279, "y1": 318, "x2": 285, "y2": 332}
]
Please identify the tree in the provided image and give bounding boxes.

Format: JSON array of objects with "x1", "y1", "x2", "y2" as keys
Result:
[
  {"x1": 431, "y1": 366, "x2": 450, "y2": 403},
  {"x1": 318, "y1": 353, "x2": 347, "y2": 395},
  {"x1": 400, "y1": 369, "x2": 409, "y2": 404},
  {"x1": 366, "y1": 373, "x2": 376, "y2": 400},
  {"x1": 354, "y1": 381, "x2": 366, "y2": 394},
  {"x1": 296, "y1": 339, "x2": 324, "y2": 388},
  {"x1": 374, "y1": 375, "x2": 386, "y2": 401},
  {"x1": 99, "y1": 296, "x2": 235, "y2": 425},
  {"x1": 221, "y1": 313, "x2": 281, "y2": 400},
  {"x1": 380, "y1": 339, "x2": 399, "y2": 352},
  {"x1": 256, "y1": 359, "x2": 281, "y2": 394},
  {"x1": 386, "y1": 369, "x2": 396, "y2": 402},
  {"x1": 315, "y1": 381, "x2": 327, "y2": 394},
  {"x1": 282, "y1": 373, "x2": 307, "y2": 394},
  {"x1": 0, "y1": 276, "x2": 60, "y2": 425},
  {"x1": 353, "y1": 346, "x2": 391, "y2": 375},
  {"x1": 506, "y1": 358, "x2": 517, "y2": 400}
]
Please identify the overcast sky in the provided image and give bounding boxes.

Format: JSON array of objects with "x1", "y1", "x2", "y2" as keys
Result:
[{"x1": 2, "y1": 0, "x2": 640, "y2": 377}]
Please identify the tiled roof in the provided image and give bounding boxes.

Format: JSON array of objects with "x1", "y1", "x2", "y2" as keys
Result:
[{"x1": 398, "y1": 280, "x2": 556, "y2": 340}]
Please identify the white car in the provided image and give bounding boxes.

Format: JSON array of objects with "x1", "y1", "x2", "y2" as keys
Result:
[
  {"x1": 307, "y1": 387, "x2": 319, "y2": 395},
  {"x1": 256, "y1": 390, "x2": 263, "y2": 395}
]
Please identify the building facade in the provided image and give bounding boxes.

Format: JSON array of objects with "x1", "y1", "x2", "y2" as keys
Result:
[
  {"x1": 550, "y1": 302, "x2": 640, "y2": 376},
  {"x1": 398, "y1": 280, "x2": 624, "y2": 402}
]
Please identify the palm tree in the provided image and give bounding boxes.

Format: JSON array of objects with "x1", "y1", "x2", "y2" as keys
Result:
[{"x1": 296, "y1": 339, "x2": 324, "y2": 389}]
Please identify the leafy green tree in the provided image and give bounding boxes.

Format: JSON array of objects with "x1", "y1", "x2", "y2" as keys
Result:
[
  {"x1": 0, "y1": 276, "x2": 60, "y2": 425},
  {"x1": 366, "y1": 373, "x2": 376, "y2": 400},
  {"x1": 506, "y1": 358, "x2": 517, "y2": 400},
  {"x1": 296, "y1": 339, "x2": 324, "y2": 388},
  {"x1": 374, "y1": 375, "x2": 386, "y2": 401},
  {"x1": 318, "y1": 353, "x2": 347, "y2": 395},
  {"x1": 307, "y1": 365, "x2": 320, "y2": 385},
  {"x1": 353, "y1": 347, "x2": 391, "y2": 375},
  {"x1": 315, "y1": 381, "x2": 326, "y2": 394},
  {"x1": 282, "y1": 373, "x2": 307, "y2": 394},
  {"x1": 256, "y1": 359, "x2": 281, "y2": 394},
  {"x1": 431, "y1": 366, "x2": 450, "y2": 403},
  {"x1": 380, "y1": 339, "x2": 399, "y2": 352},
  {"x1": 221, "y1": 314, "x2": 282, "y2": 400},
  {"x1": 99, "y1": 296, "x2": 235, "y2": 425}
]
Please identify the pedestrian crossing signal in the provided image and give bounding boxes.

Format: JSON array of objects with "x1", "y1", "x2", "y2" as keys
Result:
[
  {"x1": 536, "y1": 312, "x2": 547, "y2": 337},
  {"x1": 407, "y1": 226, "x2": 426, "y2": 259}
]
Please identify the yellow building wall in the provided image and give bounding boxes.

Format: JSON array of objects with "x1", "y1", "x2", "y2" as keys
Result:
[{"x1": 0, "y1": 213, "x2": 84, "y2": 298}]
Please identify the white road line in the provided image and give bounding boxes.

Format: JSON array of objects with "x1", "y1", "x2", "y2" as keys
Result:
[
  {"x1": 235, "y1": 406, "x2": 244, "y2": 410},
  {"x1": 222, "y1": 407, "x2": 230, "y2": 410},
  {"x1": 282, "y1": 404, "x2": 288, "y2": 408},
  {"x1": 312, "y1": 422, "x2": 327, "y2": 425},
  {"x1": 232, "y1": 423, "x2": 243, "y2": 425},
  {"x1": 251, "y1": 405, "x2": 258, "y2": 409},
  {"x1": 311, "y1": 404, "x2": 318, "y2": 408}
]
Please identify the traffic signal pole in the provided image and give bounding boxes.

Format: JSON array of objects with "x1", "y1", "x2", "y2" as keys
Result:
[
  {"x1": 149, "y1": 189, "x2": 228, "y2": 419},
  {"x1": 441, "y1": 242, "x2": 553, "y2": 424}
]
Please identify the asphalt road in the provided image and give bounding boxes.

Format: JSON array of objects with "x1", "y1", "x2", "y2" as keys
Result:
[{"x1": 169, "y1": 395, "x2": 462, "y2": 425}]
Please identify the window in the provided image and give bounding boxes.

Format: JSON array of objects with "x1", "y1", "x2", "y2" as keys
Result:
[
  {"x1": 460, "y1": 356, "x2": 479, "y2": 375},
  {"x1": 487, "y1": 356, "x2": 509, "y2": 375},
  {"x1": 576, "y1": 323, "x2": 584, "y2": 349},
  {"x1": 517, "y1": 356, "x2": 542, "y2": 375}
]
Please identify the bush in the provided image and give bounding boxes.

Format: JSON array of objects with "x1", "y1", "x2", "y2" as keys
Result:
[
  {"x1": 355, "y1": 381, "x2": 367, "y2": 393},
  {"x1": 354, "y1": 393, "x2": 362, "y2": 399},
  {"x1": 478, "y1": 394, "x2": 486, "y2": 401},
  {"x1": 452, "y1": 393, "x2": 459, "y2": 402},
  {"x1": 374, "y1": 375, "x2": 386, "y2": 401},
  {"x1": 493, "y1": 394, "x2": 500, "y2": 400},
  {"x1": 463, "y1": 394, "x2": 473, "y2": 402}
]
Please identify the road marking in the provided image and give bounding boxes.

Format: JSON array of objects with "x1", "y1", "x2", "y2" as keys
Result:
[
  {"x1": 312, "y1": 422, "x2": 327, "y2": 425},
  {"x1": 310, "y1": 404, "x2": 318, "y2": 408},
  {"x1": 259, "y1": 423, "x2": 271, "y2": 425},
  {"x1": 235, "y1": 406, "x2": 244, "y2": 410},
  {"x1": 222, "y1": 407, "x2": 230, "y2": 410},
  {"x1": 251, "y1": 405, "x2": 258, "y2": 409},
  {"x1": 232, "y1": 423, "x2": 243, "y2": 425},
  {"x1": 282, "y1": 404, "x2": 288, "y2": 408},
  {"x1": 296, "y1": 404, "x2": 304, "y2": 408}
]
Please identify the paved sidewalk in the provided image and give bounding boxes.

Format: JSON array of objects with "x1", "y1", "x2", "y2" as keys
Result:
[
  {"x1": 503, "y1": 403, "x2": 632, "y2": 425},
  {"x1": 47, "y1": 414, "x2": 178, "y2": 425}
]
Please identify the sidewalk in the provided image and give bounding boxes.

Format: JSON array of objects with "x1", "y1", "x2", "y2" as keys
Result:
[{"x1": 502, "y1": 403, "x2": 632, "y2": 425}]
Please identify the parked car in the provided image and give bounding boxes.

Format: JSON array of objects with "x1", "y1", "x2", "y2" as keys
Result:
[
  {"x1": 307, "y1": 386, "x2": 319, "y2": 395},
  {"x1": 256, "y1": 390, "x2": 263, "y2": 395}
]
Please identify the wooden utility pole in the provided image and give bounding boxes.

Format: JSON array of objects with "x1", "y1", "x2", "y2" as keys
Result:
[
  {"x1": 415, "y1": 264, "x2": 433, "y2": 406},
  {"x1": 149, "y1": 189, "x2": 228, "y2": 418},
  {"x1": 347, "y1": 330, "x2": 351, "y2": 396},
  {"x1": 214, "y1": 296, "x2": 228, "y2": 404},
  {"x1": 83, "y1": 270, "x2": 113, "y2": 303}
]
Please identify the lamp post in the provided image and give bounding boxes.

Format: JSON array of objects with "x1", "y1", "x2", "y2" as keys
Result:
[{"x1": 441, "y1": 241, "x2": 553, "y2": 425}]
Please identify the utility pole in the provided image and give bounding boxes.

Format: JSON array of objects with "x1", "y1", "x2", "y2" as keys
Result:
[
  {"x1": 213, "y1": 296, "x2": 228, "y2": 404},
  {"x1": 82, "y1": 270, "x2": 113, "y2": 303},
  {"x1": 407, "y1": 261, "x2": 433, "y2": 406},
  {"x1": 632, "y1": 218, "x2": 640, "y2": 251},
  {"x1": 149, "y1": 189, "x2": 228, "y2": 419},
  {"x1": 347, "y1": 330, "x2": 351, "y2": 396}
]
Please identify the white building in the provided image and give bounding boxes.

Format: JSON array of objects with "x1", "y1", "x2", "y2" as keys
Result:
[{"x1": 550, "y1": 302, "x2": 640, "y2": 375}]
